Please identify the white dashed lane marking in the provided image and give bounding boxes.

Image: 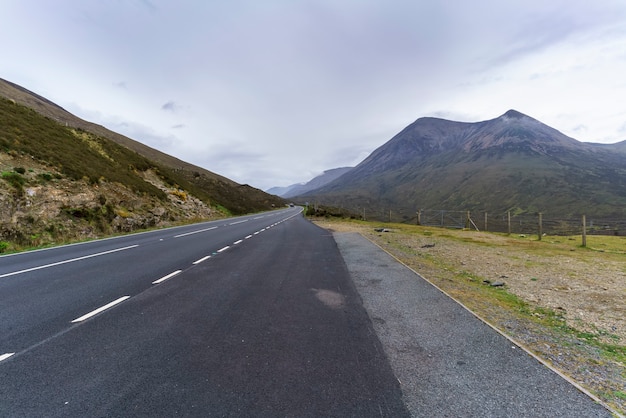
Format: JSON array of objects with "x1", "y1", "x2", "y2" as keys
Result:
[
  {"x1": 71, "y1": 296, "x2": 131, "y2": 323},
  {"x1": 152, "y1": 270, "x2": 182, "y2": 285}
]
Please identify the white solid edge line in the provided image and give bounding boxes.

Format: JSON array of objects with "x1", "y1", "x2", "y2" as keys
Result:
[
  {"x1": 71, "y1": 296, "x2": 130, "y2": 323},
  {"x1": 217, "y1": 246, "x2": 230, "y2": 253},
  {"x1": 192, "y1": 255, "x2": 211, "y2": 265},
  {"x1": 233, "y1": 240, "x2": 243, "y2": 245},
  {"x1": 229, "y1": 219, "x2": 249, "y2": 225},
  {"x1": 174, "y1": 226, "x2": 217, "y2": 238},
  {"x1": 152, "y1": 270, "x2": 182, "y2": 285},
  {"x1": 0, "y1": 352, "x2": 15, "y2": 362},
  {"x1": 0, "y1": 245, "x2": 139, "y2": 279}
]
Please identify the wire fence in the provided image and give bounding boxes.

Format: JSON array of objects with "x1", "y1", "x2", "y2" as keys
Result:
[{"x1": 309, "y1": 204, "x2": 626, "y2": 238}]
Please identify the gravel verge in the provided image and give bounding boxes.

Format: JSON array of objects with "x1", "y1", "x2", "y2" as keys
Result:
[{"x1": 334, "y1": 231, "x2": 614, "y2": 417}]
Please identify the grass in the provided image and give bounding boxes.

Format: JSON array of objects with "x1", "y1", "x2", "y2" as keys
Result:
[
  {"x1": 0, "y1": 96, "x2": 285, "y2": 215},
  {"x1": 311, "y1": 216, "x2": 626, "y2": 414}
]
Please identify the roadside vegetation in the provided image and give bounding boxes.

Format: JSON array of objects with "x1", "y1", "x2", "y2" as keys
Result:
[{"x1": 310, "y1": 216, "x2": 625, "y2": 415}]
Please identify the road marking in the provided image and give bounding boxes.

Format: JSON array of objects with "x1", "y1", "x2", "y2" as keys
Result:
[
  {"x1": 217, "y1": 246, "x2": 230, "y2": 253},
  {"x1": 71, "y1": 296, "x2": 130, "y2": 323},
  {"x1": 0, "y1": 353, "x2": 15, "y2": 362},
  {"x1": 253, "y1": 231, "x2": 260, "y2": 235},
  {"x1": 253, "y1": 216, "x2": 264, "y2": 219},
  {"x1": 152, "y1": 270, "x2": 182, "y2": 285},
  {"x1": 174, "y1": 226, "x2": 217, "y2": 238},
  {"x1": 229, "y1": 219, "x2": 249, "y2": 225},
  {"x1": 0, "y1": 245, "x2": 139, "y2": 279},
  {"x1": 245, "y1": 235, "x2": 253, "y2": 239},
  {"x1": 192, "y1": 255, "x2": 211, "y2": 265},
  {"x1": 233, "y1": 240, "x2": 243, "y2": 245}
]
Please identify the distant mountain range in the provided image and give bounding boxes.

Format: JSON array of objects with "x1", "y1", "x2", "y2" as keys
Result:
[
  {"x1": 295, "y1": 110, "x2": 626, "y2": 219},
  {"x1": 267, "y1": 167, "x2": 353, "y2": 198}
]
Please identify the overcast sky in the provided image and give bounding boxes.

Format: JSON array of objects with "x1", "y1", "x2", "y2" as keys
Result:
[{"x1": 2, "y1": 1, "x2": 626, "y2": 190}]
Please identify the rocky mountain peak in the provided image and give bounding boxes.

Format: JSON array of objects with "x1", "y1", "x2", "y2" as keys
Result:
[{"x1": 501, "y1": 109, "x2": 528, "y2": 119}]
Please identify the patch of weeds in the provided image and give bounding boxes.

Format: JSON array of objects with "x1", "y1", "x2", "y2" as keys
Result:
[
  {"x1": 0, "y1": 241, "x2": 9, "y2": 253},
  {"x1": 1, "y1": 170, "x2": 25, "y2": 195},
  {"x1": 38, "y1": 172, "x2": 53, "y2": 182},
  {"x1": 2, "y1": 170, "x2": 25, "y2": 187}
]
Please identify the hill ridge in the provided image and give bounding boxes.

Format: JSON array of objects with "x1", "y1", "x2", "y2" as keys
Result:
[{"x1": 296, "y1": 111, "x2": 626, "y2": 218}]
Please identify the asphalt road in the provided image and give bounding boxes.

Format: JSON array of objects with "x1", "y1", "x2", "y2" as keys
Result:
[{"x1": 0, "y1": 208, "x2": 408, "y2": 417}]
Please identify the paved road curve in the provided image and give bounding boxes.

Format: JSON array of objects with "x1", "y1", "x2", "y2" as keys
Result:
[{"x1": 0, "y1": 209, "x2": 408, "y2": 417}]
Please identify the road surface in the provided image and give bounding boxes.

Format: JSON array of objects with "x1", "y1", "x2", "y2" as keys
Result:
[{"x1": 0, "y1": 208, "x2": 408, "y2": 417}]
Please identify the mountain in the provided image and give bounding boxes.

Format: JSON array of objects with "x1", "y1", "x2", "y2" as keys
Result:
[
  {"x1": 296, "y1": 110, "x2": 626, "y2": 219},
  {"x1": 0, "y1": 79, "x2": 284, "y2": 251},
  {"x1": 268, "y1": 167, "x2": 353, "y2": 198},
  {"x1": 266, "y1": 184, "x2": 301, "y2": 197},
  {"x1": 0, "y1": 78, "x2": 284, "y2": 215}
]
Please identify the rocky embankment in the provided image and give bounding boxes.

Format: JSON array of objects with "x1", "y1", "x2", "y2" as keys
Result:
[{"x1": 0, "y1": 152, "x2": 218, "y2": 251}]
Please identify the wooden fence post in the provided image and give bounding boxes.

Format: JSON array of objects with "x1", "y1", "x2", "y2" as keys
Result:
[
  {"x1": 417, "y1": 210, "x2": 421, "y2": 226},
  {"x1": 538, "y1": 212, "x2": 543, "y2": 240},
  {"x1": 507, "y1": 211, "x2": 511, "y2": 235},
  {"x1": 582, "y1": 214, "x2": 587, "y2": 247},
  {"x1": 484, "y1": 212, "x2": 488, "y2": 232}
]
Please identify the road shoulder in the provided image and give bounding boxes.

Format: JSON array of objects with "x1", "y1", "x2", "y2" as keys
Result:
[{"x1": 334, "y1": 231, "x2": 613, "y2": 417}]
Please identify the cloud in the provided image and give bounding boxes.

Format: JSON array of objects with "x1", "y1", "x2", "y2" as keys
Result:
[
  {"x1": 3, "y1": 0, "x2": 626, "y2": 190},
  {"x1": 161, "y1": 101, "x2": 180, "y2": 112}
]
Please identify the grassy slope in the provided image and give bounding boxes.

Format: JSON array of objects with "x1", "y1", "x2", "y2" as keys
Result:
[
  {"x1": 0, "y1": 97, "x2": 166, "y2": 197},
  {"x1": 0, "y1": 78, "x2": 285, "y2": 214}
]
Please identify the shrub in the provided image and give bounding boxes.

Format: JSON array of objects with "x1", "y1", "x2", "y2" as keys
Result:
[
  {"x1": 1, "y1": 171, "x2": 25, "y2": 191},
  {"x1": 38, "y1": 173, "x2": 53, "y2": 181}
]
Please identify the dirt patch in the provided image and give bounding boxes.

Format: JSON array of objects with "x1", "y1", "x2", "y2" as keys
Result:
[{"x1": 313, "y1": 219, "x2": 626, "y2": 414}]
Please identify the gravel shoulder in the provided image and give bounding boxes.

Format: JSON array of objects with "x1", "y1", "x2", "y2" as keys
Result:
[{"x1": 314, "y1": 219, "x2": 626, "y2": 416}]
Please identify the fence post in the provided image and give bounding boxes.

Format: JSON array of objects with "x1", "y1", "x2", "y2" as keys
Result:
[
  {"x1": 582, "y1": 214, "x2": 587, "y2": 247},
  {"x1": 465, "y1": 211, "x2": 471, "y2": 229},
  {"x1": 417, "y1": 210, "x2": 421, "y2": 226},
  {"x1": 484, "y1": 212, "x2": 488, "y2": 232},
  {"x1": 507, "y1": 211, "x2": 511, "y2": 235},
  {"x1": 538, "y1": 212, "x2": 543, "y2": 240}
]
